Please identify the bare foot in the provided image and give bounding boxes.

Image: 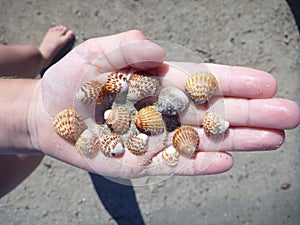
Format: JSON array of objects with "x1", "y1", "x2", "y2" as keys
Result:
[{"x1": 39, "y1": 25, "x2": 74, "y2": 69}]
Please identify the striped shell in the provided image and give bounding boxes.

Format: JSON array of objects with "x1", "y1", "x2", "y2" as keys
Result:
[
  {"x1": 104, "y1": 107, "x2": 130, "y2": 134},
  {"x1": 105, "y1": 72, "x2": 128, "y2": 94},
  {"x1": 76, "y1": 80, "x2": 106, "y2": 106},
  {"x1": 185, "y1": 71, "x2": 218, "y2": 104},
  {"x1": 75, "y1": 129, "x2": 101, "y2": 158},
  {"x1": 172, "y1": 125, "x2": 199, "y2": 156},
  {"x1": 126, "y1": 133, "x2": 149, "y2": 155},
  {"x1": 100, "y1": 134, "x2": 125, "y2": 157},
  {"x1": 53, "y1": 108, "x2": 86, "y2": 142},
  {"x1": 162, "y1": 146, "x2": 180, "y2": 166},
  {"x1": 202, "y1": 112, "x2": 230, "y2": 136},
  {"x1": 127, "y1": 71, "x2": 160, "y2": 101},
  {"x1": 134, "y1": 106, "x2": 165, "y2": 135}
]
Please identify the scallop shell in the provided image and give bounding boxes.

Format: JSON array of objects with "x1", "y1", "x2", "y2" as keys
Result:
[
  {"x1": 76, "y1": 80, "x2": 106, "y2": 106},
  {"x1": 162, "y1": 146, "x2": 180, "y2": 166},
  {"x1": 172, "y1": 125, "x2": 199, "y2": 156},
  {"x1": 75, "y1": 129, "x2": 101, "y2": 158},
  {"x1": 100, "y1": 134, "x2": 125, "y2": 157},
  {"x1": 158, "y1": 87, "x2": 189, "y2": 116},
  {"x1": 105, "y1": 72, "x2": 128, "y2": 94},
  {"x1": 127, "y1": 71, "x2": 160, "y2": 101},
  {"x1": 104, "y1": 107, "x2": 130, "y2": 134},
  {"x1": 202, "y1": 112, "x2": 230, "y2": 136},
  {"x1": 185, "y1": 71, "x2": 218, "y2": 104},
  {"x1": 134, "y1": 106, "x2": 164, "y2": 135},
  {"x1": 126, "y1": 133, "x2": 149, "y2": 155},
  {"x1": 53, "y1": 108, "x2": 86, "y2": 142}
]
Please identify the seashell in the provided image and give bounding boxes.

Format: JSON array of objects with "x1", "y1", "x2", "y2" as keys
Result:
[
  {"x1": 134, "y1": 106, "x2": 165, "y2": 135},
  {"x1": 185, "y1": 71, "x2": 218, "y2": 104},
  {"x1": 76, "y1": 80, "x2": 106, "y2": 106},
  {"x1": 105, "y1": 72, "x2": 128, "y2": 94},
  {"x1": 126, "y1": 133, "x2": 149, "y2": 155},
  {"x1": 75, "y1": 129, "x2": 101, "y2": 158},
  {"x1": 127, "y1": 71, "x2": 160, "y2": 101},
  {"x1": 162, "y1": 146, "x2": 180, "y2": 166},
  {"x1": 202, "y1": 112, "x2": 230, "y2": 137},
  {"x1": 100, "y1": 134, "x2": 125, "y2": 157},
  {"x1": 172, "y1": 125, "x2": 199, "y2": 156},
  {"x1": 53, "y1": 108, "x2": 86, "y2": 142},
  {"x1": 104, "y1": 107, "x2": 130, "y2": 134},
  {"x1": 158, "y1": 87, "x2": 189, "y2": 116}
]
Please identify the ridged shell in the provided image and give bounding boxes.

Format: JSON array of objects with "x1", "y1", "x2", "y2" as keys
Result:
[
  {"x1": 76, "y1": 80, "x2": 106, "y2": 106},
  {"x1": 100, "y1": 134, "x2": 125, "y2": 157},
  {"x1": 158, "y1": 87, "x2": 189, "y2": 116},
  {"x1": 126, "y1": 133, "x2": 149, "y2": 155},
  {"x1": 162, "y1": 146, "x2": 180, "y2": 166},
  {"x1": 104, "y1": 107, "x2": 130, "y2": 134},
  {"x1": 105, "y1": 72, "x2": 128, "y2": 94},
  {"x1": 185, "y1": 71, "x2": 218, "y2": 104},
  {"x1": 172, "y1": 125, "x2": 199, "y2": 156},
  {"x1": 134, "y1": 106, "x2": 164, "y2": 135},
  {"x1": 127, "y1": 71, "x2": 160, "y2": 101},
  {"x1": 53, "y1": 108, "x2": 86, "y2": 142},
  {"x1": 75, "y1": 129, "x2": 101, "y2": 158},
  {"x1": 202, "y1": 112, "x2": 230, "y2": 136}
]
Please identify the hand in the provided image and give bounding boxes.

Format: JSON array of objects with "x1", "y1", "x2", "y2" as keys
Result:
[{"x1": 28, "y1": 30, "x2": 300, "y2": 178}]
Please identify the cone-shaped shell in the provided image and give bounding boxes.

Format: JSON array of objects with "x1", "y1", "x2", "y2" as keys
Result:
[
  {"x1": 202, "y1": 112, "x2": 230, "y2": 136},
  {"x1": 134, "y1": 106, "x2": 164, "y2": 135},
  {"x1": 75, "y1": 129, "x2": 101, "y2": 158},
  {"x1": 127, "y1": 71, "x2": 160, "y2": 101},
  {"x1": 100, "y1": 134, "x2": 125, "y2": 157},
  {"x1": 76, "y1": 80, "x2": 106, "y2": 106},
  {"x1": 53, "y1": 108, "x2": 86, "y2": 142},
  {"x1": 185, "y1": 71, "x2": 218, "y2": 104},
  {"x1": 172, "y1": 125, "x2": 199, "y2": 156},
  {"x1": 104, "y1": 107, "x2": 130, "y2": 134},
  {"x1": 105, "y1": 72, "x2": 128, "y2": 94},
  {"x1": 162, "y1": 146, "x2": 180, "y2": 166},
  {"x1": 126, "y1": 133, "x2": 149, "y2": 155}
]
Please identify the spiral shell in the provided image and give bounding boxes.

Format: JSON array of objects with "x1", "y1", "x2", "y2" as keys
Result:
[
  {"x1": 104, "y1": 107, "x2": 130, "y2": 134},
  {"x1": 126, "y1": 133, "x2": 149, "y2": 155},
  {"x1": 53, "y1": 108, "x2": 86, "y2": 142},
  {"x1": 100, "y1": 134, "x2": 125, "y2": 157},
  {"x1": 185, "y1": 71, "x2": 218, "y2": 104},
  {"x1": 158, "y1": 87, "x2": 189, "y2": 116},
  {"x1": 172, "y1": 125, "x2": 199, "y2": 156},
  {"x1": 105, "y1": 72, "x2": 128, "y2": 94},
  {"x1": 75, "y1": 129, "x2": 101, "y2": 158},
  {"x1": 127, "y1": 71, "x2": 160, "y2": 101},
  {"x1": 76, "y1": 80, "x2": 106, "y2": 106},
  {"x1": 134, "y1": 106, "x2": 164, "y2": 135},
  {"x1": 162, "y1": 146, "x2": 180, "y2": 166},
  {"x1": 202, "y1": 112, "x2": 230, "y2": 136}
]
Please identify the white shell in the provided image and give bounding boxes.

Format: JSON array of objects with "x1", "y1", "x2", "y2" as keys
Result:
[
  {"x1": 104, "y1": 107, "x2": 130, "y2": 134},
  {"x1": 76, "y1": 80, "x2": 106, "y2": 106},
  {"x1": 162, "y1": 146, "x2": 180, "y2": 166},
  {"x1": 126, "y1": 133, "x2": 149, "y2": 155},
  {"x1": 75, "y1": 129, "x2": 101, "y2": 158},
  {"x1": 101, "y1": 134, "x2": 125, "y2": 157},
  {"x1": 105, "y1": 72, "x2": 128, "y2": 94},
  {"x1": 202, "y1": 112, "x2": 230, "y2": 136}
]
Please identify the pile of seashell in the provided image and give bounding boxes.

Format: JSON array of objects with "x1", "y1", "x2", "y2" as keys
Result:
[{"x1": 53, "y1": 70, "x2": 230, "y2": 167}]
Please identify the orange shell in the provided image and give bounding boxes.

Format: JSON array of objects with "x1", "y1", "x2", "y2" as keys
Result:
[
  {"x1": 172, "y1": 125, "x2": 199, "y2": 156},
  {"x1": 100, "y1": 134, "x2": 125, "y2": 157},
  {"x1": 162, "y1": 146, "x2": 180, "y2": 166},
  {"x1": 105, "y1": 72, "x2": 128, "y2": 94},
  {"x1": 126, "y1": 133, "x2": 149, "y2": 155},
  {"x1": 202, "y1": 112, "x2": 230, "y2": 136},
  {"x1": 75, "y1": 129, "x2": 101, "y2": 158},
  {"x1": 104, "y1": 107, "x2": 130, "y2": 134},
  {"x1": 76, "y1": 80, "x2": 106, "y2": 106}
]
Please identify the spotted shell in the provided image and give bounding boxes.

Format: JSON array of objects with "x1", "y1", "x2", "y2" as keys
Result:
[
  {"x1": 75, "y1": 129, "x2": 101, "y2": 158},
  {"x1": 126, "y1": 133, "x2": 149, "y2": 155},
  {"x1": 202, "y1": 112, "x2": 230, "y2": 136},
  {"x1": 100, "y1": 134, "x2": 125, "y2": 157},
  {"x1": 162, "y1": 146, "x2": 180, "y2": 166},
  {"x1": 158, "y1": 87, "x2": 189, "y2": 116},
  {"x1": 134, "y1": 106, "x2": 164, "y2": 135},
  {"x1": 76, "y1": 80, "x2": 106, "y2": 106},
  {"x1": 172, "y1": 125, "x2": 199, "y2": 156},
  {"x1": 104, "y1": 107, "x2": 130, "y2": 134},
  {"x1": 105, "y1": 72, "x2": 128, "y2": 94},
  {"x1": 53, "y1": 108, "x2": 86, "y2": 142},
  {"x1": 185, "y1": 71, "x2": 218, "y2": 104},
  {"x1": 127, "y1": 71, "x2": 160, "y2": 101}
]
